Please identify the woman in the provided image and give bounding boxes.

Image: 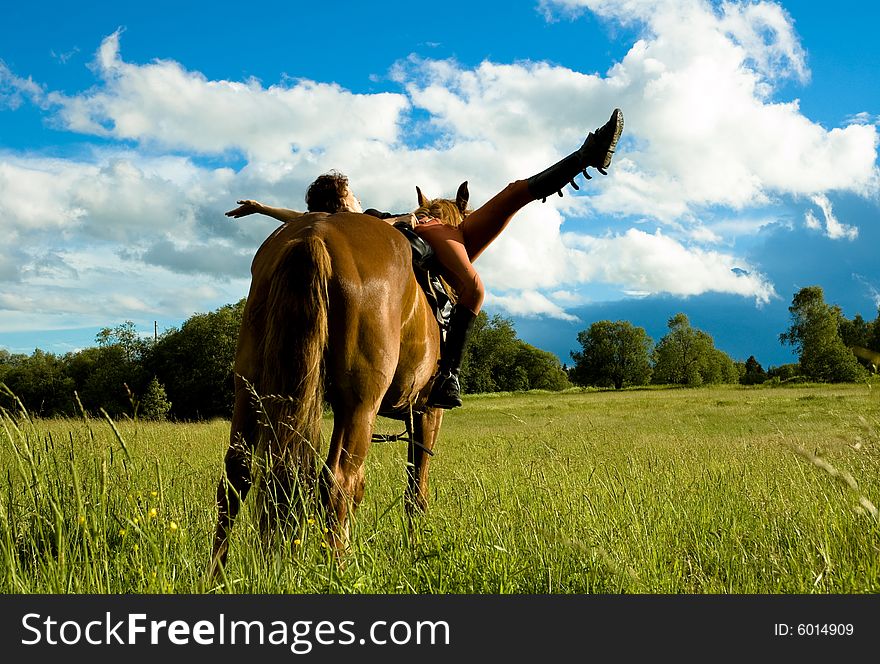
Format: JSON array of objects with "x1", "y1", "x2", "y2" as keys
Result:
[{"x1": 227, "y1": 108, "x2": 624, "y2": 409}]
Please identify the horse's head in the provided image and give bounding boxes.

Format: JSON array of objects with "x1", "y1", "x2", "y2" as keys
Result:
[{"x1": 414, "y1": 182, "x2": 470, "y2": 228}]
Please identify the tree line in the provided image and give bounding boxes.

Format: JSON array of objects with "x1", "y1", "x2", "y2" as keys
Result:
[
  {"x1": 1, "y1": 285, "x2": 877, "y2": 419},
  {"x1": 0, "y1": 301, "x2": 244, "y2": 420},
  {"x1": 568, "y1": 286, "x2": 879, "y2": 389},
  {"x1": 0, "y1": 302, "x2": 568, "y2": 420}
]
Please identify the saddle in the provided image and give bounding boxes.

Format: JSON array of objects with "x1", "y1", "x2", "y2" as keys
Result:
[{"x1": 392, "y1": 221, "x2": 453, "y2": 331}]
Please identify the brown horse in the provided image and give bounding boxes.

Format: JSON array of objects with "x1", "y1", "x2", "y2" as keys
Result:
[{"x1": 209, "y1": 184, "x2": 469, "y2": 575}]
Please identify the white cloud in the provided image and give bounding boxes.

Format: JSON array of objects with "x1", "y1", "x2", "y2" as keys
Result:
[
  {"x1": 0, "y1": 62, "x2": 46, "y2": 110},
  {"x1": 806, "y1": 193, "x2": 858, "y2": 240},
  {"x1": 853, "y1": 274, "x2": 880, "y2": 309},
  {"x1": 486, "y1": 290, "x2": 580, "y2": 321},
  {"x1": 804, "y1": 209, "x2": 822, "y2": 231},
  {"x1": 547, "y1": 0, "x2": 807, "y2": 81},
  {"x1": 39, "y1": 31, "x2": 411, "y2": 163},
  {"x1": 562, "y1": 227, "x2": 777, "y2": 303},
  {"x1": 406, "y1": 0, "x2": 878, "y2": 220},
  {"x1": 1, "y1": 1, "x2": 877, "y2": 328}
]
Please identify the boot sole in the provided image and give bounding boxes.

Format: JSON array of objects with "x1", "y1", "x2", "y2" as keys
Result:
[
  {"x1": 428, "y1": 398, "x2": 462, "y2": 409},
  {"x1": 599, "y1": 109, "x2": 624, "y2": 169}
]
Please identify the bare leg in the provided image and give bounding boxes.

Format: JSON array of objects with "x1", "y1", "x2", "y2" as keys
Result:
[
  {"x1": 459, "y1": 109, "x2": 624, "y2": 261},
  {"x1": 460, "y1": 179, "x2": 534, "y2": 262}
]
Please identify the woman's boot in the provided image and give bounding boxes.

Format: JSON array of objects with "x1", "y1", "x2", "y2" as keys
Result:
[
  {"x1": 428, "y1": 306, "x2": 478, "y2": 409},
  {"x1": 526, "y1": 108, "x2": 624, "y2": 201}
]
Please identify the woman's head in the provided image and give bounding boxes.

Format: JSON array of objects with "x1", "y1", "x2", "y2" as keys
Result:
[{"x1": 305, "y1": 171, "x2": 361, "y2": 213}]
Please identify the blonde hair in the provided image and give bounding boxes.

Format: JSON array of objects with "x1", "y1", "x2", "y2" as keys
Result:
[
  {"x1": 414, "y1": 182, "x2": 470, "y2": 227},
  {"x1": 414, "y1": 199, "x2": 467, "y2": 227}
]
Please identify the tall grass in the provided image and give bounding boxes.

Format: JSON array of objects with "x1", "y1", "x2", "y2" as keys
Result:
[{"x1": 1, "y1": 382, "x2": 879, "y2": 593}]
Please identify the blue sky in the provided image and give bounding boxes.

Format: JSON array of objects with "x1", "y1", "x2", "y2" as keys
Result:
[{"x1": 1, "y1": 0, "x2": 878, "y2": 368}]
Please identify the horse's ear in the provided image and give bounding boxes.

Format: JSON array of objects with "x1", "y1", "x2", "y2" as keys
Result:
[
  {"x1": 416, "y1": 186, "x2": 428, "y2": 208},
  {"x1": 456, "y1": 181, "x2": 469, "y2": 213}
]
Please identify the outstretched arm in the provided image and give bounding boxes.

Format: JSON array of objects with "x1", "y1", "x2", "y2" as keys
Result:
[
  {"x1": 225, "y1": 200, "x2": 305, "y2": 223},
  {"x1": 364, "y1": 208, "x2": 419, "y2": 227}
]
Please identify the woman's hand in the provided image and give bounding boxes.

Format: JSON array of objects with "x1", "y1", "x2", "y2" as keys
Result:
[
  {"x1": 392, "y1": 213, "x2": 419, "y2": 227},
  {"x1": 225, "y1": 200, "x2": 263, "y2": 218}
]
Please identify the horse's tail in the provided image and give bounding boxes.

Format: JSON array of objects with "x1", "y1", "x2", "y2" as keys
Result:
[{"x1": 256, "y1": 234, "x2": 331, "y2": 529}]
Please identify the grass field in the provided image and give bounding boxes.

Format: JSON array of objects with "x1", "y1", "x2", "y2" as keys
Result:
[{"x1": 2, "y1": 382, "x2": 879, "y2": 593}]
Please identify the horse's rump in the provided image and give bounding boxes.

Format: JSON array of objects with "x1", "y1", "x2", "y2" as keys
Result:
[{"x1": 239, "y1": 213, "x2": 437, "y2": 483}]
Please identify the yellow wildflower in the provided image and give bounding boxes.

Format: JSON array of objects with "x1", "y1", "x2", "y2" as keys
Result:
[
  {"x1": 148, "y1": 508, "x2": 158, "y2": 519},
  {"x1": 169, "y1": 521, "x2": 178, "y2": 532}
]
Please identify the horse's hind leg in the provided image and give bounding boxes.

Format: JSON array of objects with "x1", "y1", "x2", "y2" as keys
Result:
[
  {"x1": 406, "y1": 407, "x2": 444, "y2": 516},
  {"x1": 320, "y1": 402, "x2": 380, "y2": 553},
  {"x1": 209, "y1": 389, "x2": 255, "y2": 579}
]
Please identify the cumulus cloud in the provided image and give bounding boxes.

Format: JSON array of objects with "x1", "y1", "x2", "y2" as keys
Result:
[
  {"x1": 36, "y1": 30, "x2": 411, "y2": 164},
  {"x1": 406, "y1": 0, "x2": 878, "y2": 220},
  {"x1": 0, "y1": 151, "x2": 257, "y2": 328},
  {"x1": 0, "y1": 1, "x2": 877, "y2": 331},
  {"x1": 474, "y1": 203, "x2": 776, "y2": 317},
  {"x1": 486, "y1": 290, "x2": 580, "y2": 321},
  {"x1": 561, "y1": 227, "x2": 777, "y2": 303}
]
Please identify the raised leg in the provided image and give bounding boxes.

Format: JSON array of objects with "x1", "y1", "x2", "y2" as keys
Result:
[{"x1": 460, "y1": 180, "x2": 534, "y2": 262}]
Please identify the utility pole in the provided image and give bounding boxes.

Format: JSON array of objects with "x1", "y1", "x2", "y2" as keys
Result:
[{"x1": 154, "y1": 321, "x2": 158, "y2": 343}]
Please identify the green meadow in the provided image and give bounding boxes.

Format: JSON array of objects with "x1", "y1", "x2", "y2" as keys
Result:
[{"x1": 2, "y1": 382, "x2": 879, "y2": 594}]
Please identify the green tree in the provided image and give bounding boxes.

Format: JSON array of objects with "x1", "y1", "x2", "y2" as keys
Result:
[
  {"x1": 652, "y1": 314, "x2": 712, "y2": 386},
  {"x1": 740, "y1": 355, "x2": 767, "y2": 385},
  {"x1": 842, "y1": 308, "x2": 880, "y2": 373},
  {"x1": 461, "y1": 313, "x2": 515, "y2": 393},
  {"x1": 68, "y1": 346, "x2": 138, "y2": 416},
  {"x1": 838, "y1": 313, "x2": 873, "y2": 350},
  {"x1": 0, "y1": 349, "x2": 75, "y2": 415},
  {"x1": 704, "y1": 347, "x2": 740, "y2": 384},
  {"x1": 779, "y1": 286, "x2": 865, "y2": 382},
  {"x1": 652, "y1": 313, "x2": 738, "y2": 386},
  {"x1": 138, "y1": 376, "x2": 172, "y2": 420},
  {"x1": 459, "y1": 312, "x2": 570, "y2": 394},
  {"x1": 570, "y1": 320, "x2": 653, "y2": 389},
  {"x1": 766, "y1": 363, "x2": 800, "y2": 382},
  {"x1": 513, "y1": 344, "x2": 571, "y2": 391},
  {"x1": 869, "y1": 306, "x2": 880, "y2": 353},
  {"x1": 96, "y1": 320, "x2": 150, "y2": 363},
  {"x1": 148, "y1": 300, "x2": 245, "y2": 419},
  {"x1": 61, "y1": 321, "x2": 152, "y2": 416}
]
